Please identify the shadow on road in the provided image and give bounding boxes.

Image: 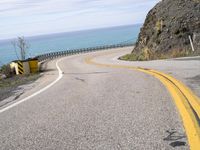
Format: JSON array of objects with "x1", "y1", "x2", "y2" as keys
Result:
[{"x1": 163, "y1": 129, "x2": 186, "y2": 147}]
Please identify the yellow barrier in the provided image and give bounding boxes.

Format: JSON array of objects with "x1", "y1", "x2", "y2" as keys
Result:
[
  {"x1": 28, "y1": 59, "x2": 39, "y2": 73},
  {"x1": 10, "y1": 59, "x2": 38, "y2": 75}
]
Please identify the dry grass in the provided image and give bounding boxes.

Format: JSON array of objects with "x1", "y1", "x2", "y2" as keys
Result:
[
  {"x1": 0, "y1": 64, "x2": 13, "y2": 78},
  {"x1": 120, "y1": 48, "x2": 193, "y2": 61},
  {"x1": 0, "y1": 73, "x2": 40, "y2": 88},
  {"x1": 119, "y1": 53, "x2": 138, "y2": 61},
  {"x1": 155, "y1": 20, "x2": 164, "y2": 35}
]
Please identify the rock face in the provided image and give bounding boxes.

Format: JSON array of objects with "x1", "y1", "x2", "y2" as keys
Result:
[{"x1": 133, "y1": 0, "x2": 200, "y2": 59}]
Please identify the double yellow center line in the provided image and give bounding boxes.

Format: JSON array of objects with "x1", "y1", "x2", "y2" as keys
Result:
[{"x1": 85, "y1": 54, "x2": 200, "y2": 150}]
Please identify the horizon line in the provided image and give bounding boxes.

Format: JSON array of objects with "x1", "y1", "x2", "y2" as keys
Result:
[{"x1": 0, "y1": 23, "x2": 142, "y2": 42}]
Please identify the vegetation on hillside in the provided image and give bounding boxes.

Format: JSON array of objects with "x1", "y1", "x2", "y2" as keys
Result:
[{"x1": 122, "y1": 0, "x2": 200, "y2": 61}]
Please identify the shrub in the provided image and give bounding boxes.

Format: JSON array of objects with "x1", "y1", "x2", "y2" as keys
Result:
[
  {"x1": 119, "y1": 54, "x2": 137, "y2": 61},
  {"x1": 0, "y1": 64, "x2": 13, "y2": 78}
]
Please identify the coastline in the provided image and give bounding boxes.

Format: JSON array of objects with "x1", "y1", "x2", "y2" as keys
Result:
[{"x1": 0, "y1": 24, "x2": 140, "y2": 65}]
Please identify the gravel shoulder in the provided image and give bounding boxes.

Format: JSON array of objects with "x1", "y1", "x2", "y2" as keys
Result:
[
  {"x1": 0, "y1": 59, "x2": 59, "y2": 109},
  {"x1": 0, "y1": 74, "x2": 41, "y2": 102}
]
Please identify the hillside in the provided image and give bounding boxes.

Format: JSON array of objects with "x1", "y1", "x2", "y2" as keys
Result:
[{"x1": 121, "y1": 0, "x2": 200, "y2": 60}]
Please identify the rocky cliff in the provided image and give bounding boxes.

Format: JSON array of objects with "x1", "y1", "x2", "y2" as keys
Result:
[{"x1": 130, "y1": 0, "x2": 200, "y2": 60}]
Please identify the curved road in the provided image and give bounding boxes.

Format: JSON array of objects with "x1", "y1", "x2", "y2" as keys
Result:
[{"x1": 1, "y1": 47, "x2": 199, "y2": 149}]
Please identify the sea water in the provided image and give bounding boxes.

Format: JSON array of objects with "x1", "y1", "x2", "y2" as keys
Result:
[{"x1": 0, "y1": 24, "x2": 141, "y2": 65}]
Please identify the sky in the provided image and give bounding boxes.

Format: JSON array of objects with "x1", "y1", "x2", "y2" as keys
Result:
[{"x1": 0, "y1": 0, "x2": 160, "y2": 40}]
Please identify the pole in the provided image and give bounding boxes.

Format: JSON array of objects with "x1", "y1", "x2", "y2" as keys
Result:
[{"x1": 189, "y1": 35, "x2": 195, "y2": 52}]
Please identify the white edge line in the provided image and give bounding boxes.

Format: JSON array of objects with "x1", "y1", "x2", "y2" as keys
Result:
[
  {"x1": 0, "y1": 58, "x2": 64, "y2": 114},
  {"x1": 112, "y1": 56, "x2": 120, "y2": 61}
]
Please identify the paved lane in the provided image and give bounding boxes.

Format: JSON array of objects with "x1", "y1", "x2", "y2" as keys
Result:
[
  {"x1": 0, "y1": 48, "x2": 189, "y2": 149},
  {"x1": 97, "y1": 47, "x2": 200, "y2": 98}
]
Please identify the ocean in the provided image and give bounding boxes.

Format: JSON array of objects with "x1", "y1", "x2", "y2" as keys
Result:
[{"x1": 0, "y1": 24, "x2": 141, "y2": 66}]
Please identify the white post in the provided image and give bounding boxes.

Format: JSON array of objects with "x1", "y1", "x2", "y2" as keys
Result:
[{"x1": 189, "y1": 35, "x2": 195, "y2": 52}]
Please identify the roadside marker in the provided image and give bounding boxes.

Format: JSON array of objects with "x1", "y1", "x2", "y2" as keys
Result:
[
  {"x1": 189, "y1": 35, "x2": 195, "y2": 52},
  {"x1": 17, "y1": 61, "x2": 24, "y2": 74}
]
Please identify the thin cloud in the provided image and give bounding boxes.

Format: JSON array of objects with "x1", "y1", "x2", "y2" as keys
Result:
[{"x1": 0, "y1": 0, "x2": 160, "y2": 39}]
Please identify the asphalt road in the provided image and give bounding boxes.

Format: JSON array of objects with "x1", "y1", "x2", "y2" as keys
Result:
[{"x1": 1, "y1": 47, "x2": 199, "y2": 149}]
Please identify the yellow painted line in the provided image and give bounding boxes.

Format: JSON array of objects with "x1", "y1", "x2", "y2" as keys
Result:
[
  {"x1": 149, "y1": 70, "x2": 200, "y2": 117},
  {"x1": 138, "y1": 69, "x2": 200, "y2": 150},
  {"x1": 85, "y1": 54, "x2": 200, "y2": 150}
]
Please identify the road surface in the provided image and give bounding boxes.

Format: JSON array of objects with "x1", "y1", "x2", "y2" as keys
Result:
[{"x1": 1, "y1": 47, "x2": 199, "y2": 149}]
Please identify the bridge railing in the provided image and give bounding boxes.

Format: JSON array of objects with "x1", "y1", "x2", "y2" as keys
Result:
[{"x1": 35, "y1": 43, "x2": 134, "y2": 62}]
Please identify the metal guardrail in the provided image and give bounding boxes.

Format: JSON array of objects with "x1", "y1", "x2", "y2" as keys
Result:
[{"x1": 35, "y1": 43, "x2": 134, "y2": 62}]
